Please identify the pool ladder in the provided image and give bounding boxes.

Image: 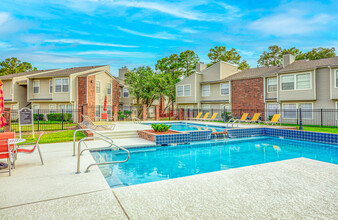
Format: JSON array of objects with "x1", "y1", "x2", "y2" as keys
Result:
[{"x1": 73, "y1": 129, "x2": 130, "y2": 174}]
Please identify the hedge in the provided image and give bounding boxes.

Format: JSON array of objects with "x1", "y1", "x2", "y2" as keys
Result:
[
  {"x1": 33, "y1": 113, "x2": 44, "y2": 121},
  {"x1": 46, "y1": 113, "x2": 72, "y2": 122}
]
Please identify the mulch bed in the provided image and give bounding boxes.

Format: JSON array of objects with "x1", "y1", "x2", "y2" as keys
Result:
[{"x1": 143, "y1": 130, "x2": 182, "y2": 135}]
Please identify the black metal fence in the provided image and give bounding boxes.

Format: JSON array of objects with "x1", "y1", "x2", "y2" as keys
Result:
[
  {"x1": 158, "y1": 107, "x2": 338, "y2": 128},
  {"x1": 9, "y1": 108, "x2": 81, "y2": 132}
]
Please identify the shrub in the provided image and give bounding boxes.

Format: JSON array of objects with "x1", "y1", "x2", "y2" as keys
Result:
[
  {"x1": 47, "y1": 113, "x2": 72, "y2": 122},
  {"x1": 33, "y1": 113, "x2": 44, "y2": 121},
  {"x1": 151, "y1": 123, "x2": 172, "y2": 132},
  {"x1": 221, "y1": 112, "x2": 232, "y2": 121}
]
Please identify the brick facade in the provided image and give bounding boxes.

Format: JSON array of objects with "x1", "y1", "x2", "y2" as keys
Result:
[
  {"x1": 231, "y1": 78, "x2": 265, "y2": 119},
  {"x1": 77, "y1": 76, "x2": 87, "y2": 122},
  {"x1": 87, "y1": 75, "x2": 96, "y2": 121},
  {"x1": 112, "y1": 78, "x2": 119, "y2": 108}
]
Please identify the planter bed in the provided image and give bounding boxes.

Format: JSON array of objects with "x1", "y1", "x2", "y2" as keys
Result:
[{"x1": 138, "y1": 130, "x2": 190, "y2": 145}]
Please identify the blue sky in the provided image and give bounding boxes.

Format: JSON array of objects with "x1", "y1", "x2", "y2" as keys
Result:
[{"x1": 0, "y1": 0, "x2": 337, "y2": 76}]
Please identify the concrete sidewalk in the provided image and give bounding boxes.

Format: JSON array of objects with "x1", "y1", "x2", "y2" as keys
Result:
[{"x1": 1, "y1": 140, "x2": 337, "y2": 219}]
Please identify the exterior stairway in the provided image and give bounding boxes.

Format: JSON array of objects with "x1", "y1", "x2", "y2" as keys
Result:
[{"x1": 95, "y1": 130, "x2": 140, "y2": 139}]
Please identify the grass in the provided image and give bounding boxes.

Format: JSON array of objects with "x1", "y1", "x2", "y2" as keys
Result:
[
  {"x1": 10, "y1": 122, "x2": 77, "y2": 132},
  {"x1": 281, "y1": 124, "x2": 338, "y2": 134},
  {"x1": 19, "y1": 130, "x2": 86, "y2": 144}
]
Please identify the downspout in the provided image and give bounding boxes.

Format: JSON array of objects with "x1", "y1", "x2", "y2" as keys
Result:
[
  {"x1": 263, "y1": 77, "x2": 266, "y2": 121},
  {"x1": 329, "y1": 66, "x2": 332, "y2": 100},
  {"x1": 313, "y1": 68, "x2": 316, "y2": 100}
]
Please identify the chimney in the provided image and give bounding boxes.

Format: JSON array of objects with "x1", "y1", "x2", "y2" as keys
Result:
[
  {"x1": 283, "y1": 53, "x2": 295, "y2": 67},
  {"x1": 118, "y1": 66, "x2": 129, "y2": 80},
  {"x1": 196, "y1": 62, "x2": 207, "y2": 73}
]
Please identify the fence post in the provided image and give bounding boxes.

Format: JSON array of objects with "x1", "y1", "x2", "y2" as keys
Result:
[
  {"x1": 296, "y1": 109, "x2": 299, "y2": 126},
  {"x1": 169, "y1": 106, "x2": 171, "y2": 121},
  {"x1": 299, "y1": 108, "x2": 303, "y2": 130},
  {"x1": 4, "y1": 108, "x2": 11, "y2": 132},
  {"x1": 320, "y1": 109, "x2": 323, "y2": 127},
  {"x1": 187, "y1": 109, "x2": 190, "y2": 120},
  {"x1": 38, "y1": 109, "x2": 40, "y2": 131},
  {"x1": 61, "y1": 109, "x2": 64, "y2": 130}
]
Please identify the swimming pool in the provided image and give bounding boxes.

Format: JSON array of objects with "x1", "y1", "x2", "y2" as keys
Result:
[
  {"x1": 144, "y1": 122, "x2": 227, "y2": 132},
  {"x1": 91, "y1": 136, "x2": 338, "y2": 188}
]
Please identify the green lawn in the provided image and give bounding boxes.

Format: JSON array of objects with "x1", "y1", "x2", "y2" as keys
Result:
[
  {"x1": 281, "y1": 124, "x2": 338, "y2": 134},
  {"x1": 19, "y1": 130, "x2": 86, "y2": 144}
]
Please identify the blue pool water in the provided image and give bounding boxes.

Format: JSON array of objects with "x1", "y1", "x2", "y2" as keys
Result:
[
  {"x1": 91, "y1": 136, "x2": 338, "y2": 188},
  {"x1": 144, "y1": 122, "x2": 227, "y2": 132}
]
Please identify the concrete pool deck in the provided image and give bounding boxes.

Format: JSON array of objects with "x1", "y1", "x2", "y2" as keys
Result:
[{"x1": 0, "y1": 141, "x2": 337, "y2": 219}]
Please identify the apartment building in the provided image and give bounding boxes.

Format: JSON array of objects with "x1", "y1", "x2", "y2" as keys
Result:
[
  {"x1": 175, "y1": 61, "x2": 238, "y2": 111},
  {"x1": 1, "y1": 65, "x2": 120, "y2": 122},
  {"x1": 0, "y1": 69, "x2": 59, "y2": 110},
  {"x1": 176, "y1": 55, "x2": 338, "y2": 122}
]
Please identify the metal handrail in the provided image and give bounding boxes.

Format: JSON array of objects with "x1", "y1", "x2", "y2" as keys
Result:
[
  {"x1": 73, "y1": 128, "x2": 115, "y2": 156},
  {"x1": 74, "y1": 128, "x2": 130, "y2": 174}
]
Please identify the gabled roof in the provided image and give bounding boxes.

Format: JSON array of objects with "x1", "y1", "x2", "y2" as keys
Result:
[
  {"x1": 224, "y1": 66, "x2": 282, "y2": 81},
  {"x1": 278, "y1": 56, "x2": 338, "y2": 73},
  {"x1": 28, "y1": 65, "x2": 107, "y2": 78},
  {"x1": 0, "y1": 69, "x2": 57, "y2": 80}
]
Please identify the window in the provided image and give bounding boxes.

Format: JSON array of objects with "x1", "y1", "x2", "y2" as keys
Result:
[
  {"x1": 220, "y1": 83, "x2": 229, "y2": 95},
  {"x1": 267, "y1": 103, "x2": 280, "y2": 117},
  {"x1": 95, "y1": 105, "x2": 100, "y2": 117},
  {"x1": 220, "y1": 104, "x2": 231, "y2": 112},
  {"x1": 123, "y1": 106, "x2": 129, "y2": 111},
  {"x1": 296, "y1": 73, "x2": 310, "y2": 89},
  {"x1": 55, "y1": 78, "x2": 69, "y2": 93},
  {"x1": 96, "y1": 81, "x2": 100, "y2": 93},
  {"x1": 281, "y1": 73, "x2": 311, "y2": 91},
  {"x1": 267, "y1": 78, "x2": 277, "y2": 92},
  {"x1": 107, "y1": 105, "x2": 112, "y2": 115},
  {"x1": 33, "y1": 80, "x2": 39, "y2": 94},
  {"x1": 283, "y1": 104, "x2": 297, "y2": 119},
  {"x1": 281, "y1": 75, "x2": 294, "y2": 90},
  {"x1": 49, "y1": 80, "x2": 53, "y2": 93},
  {"x1": 32, "y1": 104, "x2": 39, "y2": 114},
  {"x1": 298, "y1": 103, "x2": 312, "y2": 119},
  {"x1": 107, "y1": 82, "x2": 112, "y2": 95},
  {"x1": 201, "y1": 104, "x2": 210, "y2": 113},
  {"x1": 184, "y1": 85, "x2": 191, "y2": 96},
  {"x1": 177, "y1": 85, "x2": 191, "y2": 97},
  {"x1": 62, "y1": 78, "x2": 69, "y2": 92},
  {"x1": 123, "y1": 88, "x2": 129, "y2": 98},
  {"x1": 55, "y1": 79, "x2": 62, "y2": 92},
  {"x1": 177, "y1": 85, "x2": 183, "y2": 97},
  {"x1": 202, "y1": 84, "x2": 210, "y2": 96},
  {"x1": 49, "y1": 104, "x2": 57, "y2": 113}
]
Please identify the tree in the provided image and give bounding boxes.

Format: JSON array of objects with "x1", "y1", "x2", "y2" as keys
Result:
[
  {"x1": 155, "y1": 54, "x2": 182, "y2": 111},
  {"x1": 124, "y1": 66, "x2": 160, "y2": 115},
  {"x1": 0, "y1": 57, "x2": 37, "y2": 75},
  {"x1": 257, "y1": 45, "x2": 301, "y2": 67},
  {"x1": 208, "y1": 46, "x2": 250, "y2": 70},
  {"x1": 295, "y1": 47, "x2": 336, "y2": 60},
  {"x1": 238, "y1": 60, "x2": 250, "y2": 70},
  {"x1": 178, "y1": 50, "x2": 199, "y2": 77}
]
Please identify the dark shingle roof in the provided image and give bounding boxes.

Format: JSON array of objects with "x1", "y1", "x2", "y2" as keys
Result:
[
  {"x1": 278, "y1": 56, "x2": 338, "y2": 73},
  {"x1": 224, "y1": 66, "x2": 282, "y2": 81},
  {"x1": 0, "y1": 69, "x2": 57, "y2": 80},
  {"x1": 28, "y1": 65, "x2": 107, "y2": 78}
]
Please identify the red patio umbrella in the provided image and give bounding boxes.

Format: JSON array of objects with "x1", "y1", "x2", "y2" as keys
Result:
[
  {"x1": 103, "y1": 96, "x2": 107, "y2": 111},
  {"x1": 0, "y1": 80, "x2": 7, "y2": 128}
]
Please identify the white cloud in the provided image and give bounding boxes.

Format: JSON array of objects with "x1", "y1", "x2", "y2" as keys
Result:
[
  {"x1": 77, "y1": 50, "x2": 155, "y2": 58},
  {"x1": 248, "y1": 11, "x2": 332, "y2": 36},
  {"x1": 44, "y1": 39, "x2": 138, "y2": 48},
  {"x1": 116, "y1": 26, "x2": 178, "y2": 40},
  {"x1": 109, "y1": 1, "x2": 208, "y2": 21},
  {"x1": 0, "y1": 12, "x2": 10, "y2": 26}
]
